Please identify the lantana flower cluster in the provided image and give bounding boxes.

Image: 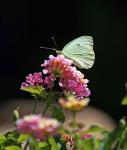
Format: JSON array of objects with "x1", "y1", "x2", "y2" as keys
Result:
[
  {"x1": 21, "y1": 72, "x2": 43, "y2": 88},
  {"x1": 41, "y1": 55, "x2": 90, "y2": 98},
  {"x1": 21, "y1": 54, "x2": 90, "y2": 98},
  {"x1": 16, "y1": 114, "x2": 61, "y2": 140},
  {"x1": 59, "y1": 95, "x2": 90, "y2": 111},
  {"x1": 19, "y1": 54, "x2": 91, "y2": 145}
]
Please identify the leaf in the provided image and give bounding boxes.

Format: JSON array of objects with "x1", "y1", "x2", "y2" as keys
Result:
[
  {"x1": 5, "y1": 130, "x2": 19, "y2": 139},
  {"x1": 76, "y1": 138, "x2": 94, "y2": 150},
  {"x1": 38, "y1": 142, "x2": 48, "y2": 148},
  {"x1": 4, "y1": 130, "x2": 20, "y2": 145},
  {"x1": 52, "y1": 106, "x2": 65, "y2": 123},
  {"x1": 5, "y1": 146, "x2": 21, "y2": 150},
  {"x1": 48, "y1": 136, "x2": 59, "y2": 150},
  {"x1": 17, "y1": 134, "x2": 30, "y2": 143},
  {"x1": 82, "y1": 125, "x2": 106, "y2": 134},
  {"x1": 82, "y1": 138, "x2": 94, "y2": 150},
  {"x1": 0, "y1": 135, "x2": 6, "y2": 144},
  {"x1": 98, "y1": 118, "x2": 127, "y2": 150},
  {"x1": 93, "y1": 138, "x2": 101, "y2": 149},
  {"x1": 121, "y1": 95, "x2": 127, "y2": 105},
  {"x1": 21, "y1": 86, "x2": 45, "y2": 96}
]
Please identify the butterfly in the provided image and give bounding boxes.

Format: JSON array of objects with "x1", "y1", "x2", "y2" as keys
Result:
[
  {"x1": 41, "y1": 36, "x2": 95, "y2": 69},
  {"x1": 55, "y1": 36, "x2": 95, "y2": 69}
]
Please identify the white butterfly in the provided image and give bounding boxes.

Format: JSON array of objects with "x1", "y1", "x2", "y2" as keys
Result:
[{"x1": 56, "y1": 36, "x2": 95, "y2": 69}]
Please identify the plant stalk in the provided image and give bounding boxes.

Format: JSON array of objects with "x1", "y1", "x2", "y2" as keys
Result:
[
  {"x1": 23, "y1": 140, "x2": 29, "y2": 150},
  {"x1": 32, "y1": 96, "x2": 38, "y2": 113},
  {"x1": 42, "y1": 101, "x2": 50, "y2": 115}
]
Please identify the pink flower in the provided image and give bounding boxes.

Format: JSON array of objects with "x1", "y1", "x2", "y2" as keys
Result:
[
  {"x1": 43, "y1": 75, "x2": 55, "y2": 88},
  {"x1": 21, "y1": 72, "x2": 43, "y2": 88},
  {"x1": 59, "y1": 79, "x2": 90, "y2": 98},
  {"x1": 41, "y1": 55, "x2": 73, "y2": 78},
  {"x1": 16, "y1": 114, "x2": 41, "y2": 133},
  {"x1": 81, "y1": 134, "x2": 92, "y2": 139},
  {"x1": 41, "y1": 55, "x2": 91, "y2": 98},
  {"x1": 16, "y1": 114, "x2": 61, "y2": 140}
]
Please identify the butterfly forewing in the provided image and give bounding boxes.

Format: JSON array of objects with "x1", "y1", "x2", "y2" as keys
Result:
[{"x1": 61, "y1": 36, "x2": 95, "y2": 69}]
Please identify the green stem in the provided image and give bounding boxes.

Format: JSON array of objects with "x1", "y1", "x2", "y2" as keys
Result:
[
  {"x1": 24, "y1": 96, "x2": 38, "y2": 149},
  {"x1": 70, "y1": 111, "x2": 77, "y2": 130},
  {"x1": 42, "y1": 101, "x2": 50, "y2": 115},
  {"x1": 72, "y1": 111, "x2": 76, "y2": 124},
  {"x1": 48, "y1": 136, "x2": 59, "y2": 150},
  {"x1": 23, "y1": 140, "x2": 29, "y2": 150},
  {"x1": 32, "y1": 96, "x2": 38, "y2": 113}
]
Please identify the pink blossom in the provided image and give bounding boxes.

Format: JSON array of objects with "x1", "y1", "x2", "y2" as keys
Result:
[
  {"x1": 81, "y1": 134, "x2": 92, "y2": 139},
  {"x1": 41, "y1": 55, "x2": 73, "y2": 78},
  {"x1": 16, "y1": 114, "x2": 41, "y2": 133},
  {"x1": 16, "y1": 114, "x2": 61, "y2": 140},
  {"x1": 43, "y1": 75, "x2": 55, "y2": 88},
  {"x1": 59, "y1": 79, "x2": 90, "y2": 98},
  {"x1": 21, "y1": 72, "x2": 43, "y2": 88},
  {"x1": 41, "y1": 55, "x2": 91, "y2": 98}
]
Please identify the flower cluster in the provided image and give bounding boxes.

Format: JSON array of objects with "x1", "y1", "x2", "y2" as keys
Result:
[
  {"x1": 59, "y1": 79, "x2": 90, "y2": 98},
  {"x1": 41, "y1": 54, "x2": 90, "y2": 98},
  {"x1": 21, "y1": 72, "x2": 55, "y2": 89},
  {"x1": 59, "y1": 95, "x2": 90, "y2": 111},
  {"x1": 21, "y1": 55, "x2": 90, "y2": 99},
  {"x1": 21, "y1": 72, "x2": 43, "y2": 88},
  {"x1": 18, "y1": 54, "x2": 91, "y2": 149},
  {"x1": 41, "y1": 55, "x2": 73, "y2": 77},
  {"x1": 16, "y1": 114, "x2": 61, "y2": 139},
  {"x1": 1, "y1": 37, "x2": 127, "y2": 150}
]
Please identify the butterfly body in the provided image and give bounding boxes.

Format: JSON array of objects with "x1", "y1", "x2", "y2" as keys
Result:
[{"x1": 56, "y1": 36, "x2": 95, "y2": 69}]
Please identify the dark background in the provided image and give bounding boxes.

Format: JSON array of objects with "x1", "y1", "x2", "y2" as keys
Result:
[{"x1": 0, "y1": 0, "x2": 127, "y2": 121}]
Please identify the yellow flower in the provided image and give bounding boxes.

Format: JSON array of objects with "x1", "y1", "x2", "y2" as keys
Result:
[{"x1": 59, "y1": 95, "x2": 89, "y2": 111}]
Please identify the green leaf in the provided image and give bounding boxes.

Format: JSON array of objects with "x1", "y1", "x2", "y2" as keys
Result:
[
  {"x1": 21, "y1": 86, "x2": 45, "y2": 96},
  {"x1": 17, "y1": 134, "x2": 30, "y2": 143},
  {"x1": 5, "y1": 130, "x2": 19, "y2": 139},
  {"x1": 76, "y1": 138, "x2": 94, "y2": 150},
  {"x1": 82, "y1": 138, "x2": 94, "y2": 150},
  {"x1": 38, "y1": 142, "x2": 48, "y2": 148},
  {"x1": 82, "y1": 125, "x2": 106, "y2": 134},
  {"x1": 0, "y1": 135, "x2": 6, "y2": 144},
  {"x1": 99, "y1": 118, "x2": 127, "y2": 150},
  {"x1": 5, "y1": 146, "x2": 21, "y2": 150},
  {"x1": 48, "y1": 136, "x2": 59, "y2": 150},
  {"x1": 52, "y1": 106, "x2": 65, "y2": 123},
  {"x1": 92, "y1": 138, "x2": 101, "y2": 149},
  {"x1": 121, "y1": 95, "x2": 127, "y2": 105}
]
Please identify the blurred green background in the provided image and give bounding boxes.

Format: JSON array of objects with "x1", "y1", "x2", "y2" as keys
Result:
[{"x1": 0, "y1": 0, "x2": 127, "y2": 121}]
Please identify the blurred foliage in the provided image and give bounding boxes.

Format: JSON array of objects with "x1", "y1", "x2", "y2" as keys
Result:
[{"x1": 0, "y1": 118, "x2": 127, "y2": 150}]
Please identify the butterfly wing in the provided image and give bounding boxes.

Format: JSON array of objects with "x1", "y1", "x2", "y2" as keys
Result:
[{"x1": 62, "y1": 36, "x2": 95, "y2": 69}]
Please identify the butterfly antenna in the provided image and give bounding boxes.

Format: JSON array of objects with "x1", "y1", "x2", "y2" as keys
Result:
[
  {"x1": 40, "y1": 46, "x2": 56, "y2": 51},
  {"x1": 52, "y1": 36, "x2": 58, "y2": 50}
]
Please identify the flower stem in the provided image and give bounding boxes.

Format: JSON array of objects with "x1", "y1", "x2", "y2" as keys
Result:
[
  {"x1": 24, "y1": 96, "x2": 38, "y2": 150},
  {"x1": 70, "y1": 111, "x2": 77, "y2": 130},
  {"x1": 32, "y1": 96, "x2": 38, "y2": 113},
  {"x1": 23, "y1": 140, "x2": 29, "y2": 150},
  {"x1": 72, "y1": 111, "x2": 76, "y2": 124},
  {"x1": 42, "y1": 101, "x2": 50, "y2": 115}
]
